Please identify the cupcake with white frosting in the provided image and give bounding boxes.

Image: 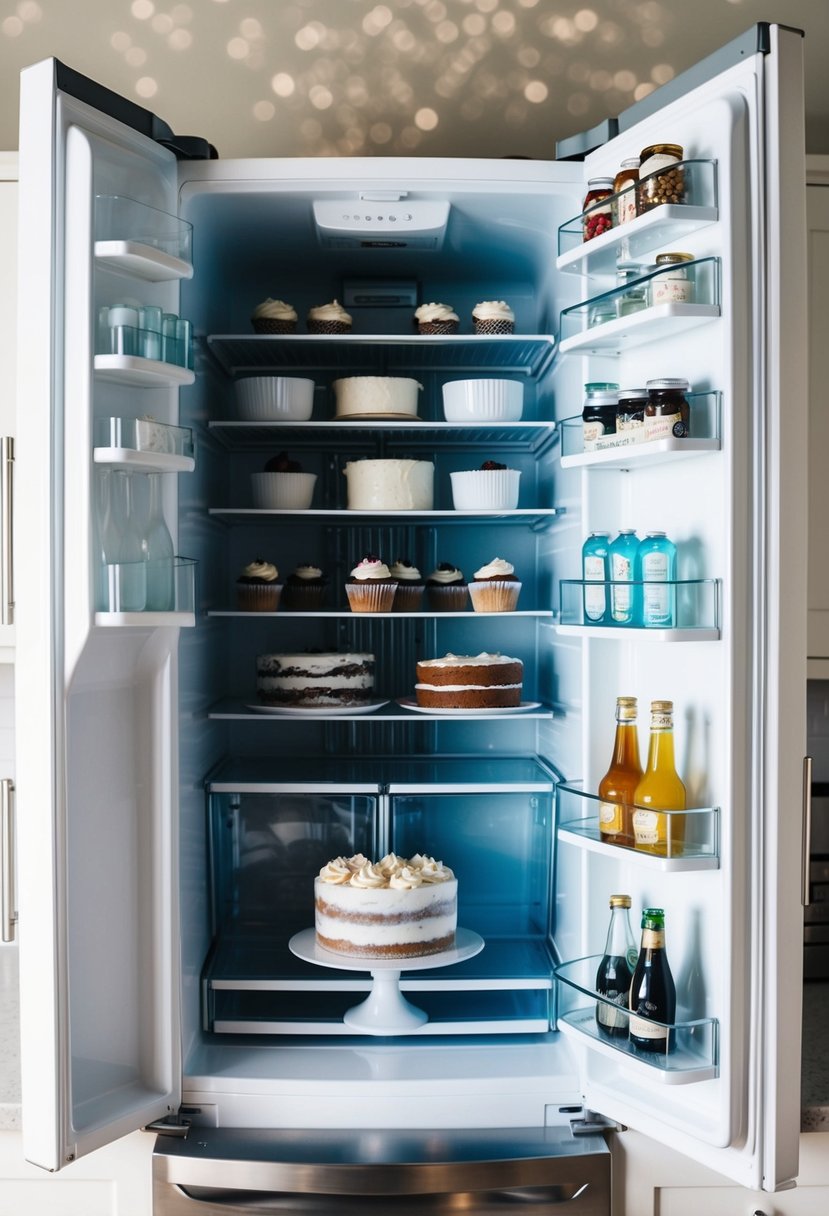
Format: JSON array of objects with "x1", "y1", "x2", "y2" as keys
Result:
[
  {"x1": 307, "y1": 298, "x2": 353, "y2": 335},
  {"x1": 345, "y1": 554, "x2": 398, "y2": 613},
  {"x1": 282, "y1": 563, "x2": 329, "y2": 611},
  {"x1": 251, "y1": 298, "x2": 298, "y2": 334},
  {"x1": 236, "y1": 558, "x2": 282, "y2": 612},
  {"x1": 390, "y1": 559, "x2": 425, "y2": 612},
  {"x1": 425, "y1": 562, "x2": 468, "y2": 612},
  {"x1": 472, "y1": 299, "x2": 515, "y2": 335},
  {"x1": 414, "y1": 301, "x2": 460, "y2": 335},
  {"x1": 468, "y1": 556, "x2": 522, "y2": 613}
]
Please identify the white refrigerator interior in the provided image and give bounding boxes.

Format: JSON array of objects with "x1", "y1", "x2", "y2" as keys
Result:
[{"x1": 13, "y1": 22, "x2": 806, "y2": 1197}]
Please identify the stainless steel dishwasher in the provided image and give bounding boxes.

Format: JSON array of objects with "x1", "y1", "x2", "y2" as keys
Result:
[{"x1": 152, "y1": 1127, "x2": 611, "y2": 1215}]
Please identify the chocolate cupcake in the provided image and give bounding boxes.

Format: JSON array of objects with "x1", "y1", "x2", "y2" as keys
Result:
[
  {"x1": 390, "y1": 559, "x2": 425, "y2": 612},
  {"x1": 425, "y1": 562, "x2": 468, "y2": 612},
  {"x1": 345, "y1": 555, "x2": 397, "y2": 613},
  {"x1": 472, "y1": 300, "x2": 515, "y2": 335},
  {"x1": 250, "y1": 298, "x2": 298, "y2": 334},
  {"x1": 236, "y1": 559, "x2": 282, "y2": 611},
  {"x1": 468, "y1": 556, "x2": 522, "y2": 613},
  {"x1": 307, "y1": 299, "x2": 353, "y2": 335},
  {"x1": 282, "y1": 563, "x2": 329, "y2": 611},
  {"x1": 413, "y1": 302, "x2": 460, "y2": 335}
]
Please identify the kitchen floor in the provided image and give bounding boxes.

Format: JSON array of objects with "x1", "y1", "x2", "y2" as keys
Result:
[{"x1": 802, "y1": 981, "x2": 829, "y2": 1129}]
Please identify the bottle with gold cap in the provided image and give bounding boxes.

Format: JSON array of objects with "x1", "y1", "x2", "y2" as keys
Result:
[
  {"x1": 598, "y1": 696, "x2": 642, "y2": 848},
  {"x1": 632, "y1": 700, "x2": 686, "y2": 856},
  {"x1": 595, "y1": 894, "x2": 638, "y2": 1039}
]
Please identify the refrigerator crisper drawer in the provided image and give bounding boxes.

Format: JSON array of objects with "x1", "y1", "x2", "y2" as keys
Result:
[
  {"x1": 152, "y1": 1127, "x2": 611, "y2": 1216},
  {"x1": 203, "y1": 758, "x2": 556, "y2": 1036}
]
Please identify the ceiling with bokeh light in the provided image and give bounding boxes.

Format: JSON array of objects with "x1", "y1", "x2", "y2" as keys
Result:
[{"x1": 1, "y1": 0, "x2": 828, "y2": 159}]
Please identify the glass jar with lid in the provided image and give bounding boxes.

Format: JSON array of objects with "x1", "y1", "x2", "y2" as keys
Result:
[
  {"x1": 651, "y1": 252, "x2": 695, "y2": 304},
  {"x1": 616, "y1": 388, "x2": 649, "y2": 445},
  {"x1": 613, "y1": 158, "x2": 640, "y2": 225},
  {"x1": 637, "y1": 143, "x2": 685, "y2": 211},
  {"x1": 582, "y1": 177, "x2": 614, "y2": 241},
  {"x1": 616, "y1": 262, "x2": 649, "y2": 316},
  {"x1": 582, "y1": 382, "x2": 619, "y2": 451},
  {"x1": 644, "y1": 378, "x2": 690, "y2": 441}
]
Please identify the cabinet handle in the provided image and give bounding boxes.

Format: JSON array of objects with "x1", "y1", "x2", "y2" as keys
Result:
[
  {"x1": 1, "y1": 778, "x2": 14, "y2": 942},
  {"x1": 1, "y1": 437, "x2": 14, "y2": 626},
  {"x1": 803, "y1": 755, "x2": 813, "y2": 908}
]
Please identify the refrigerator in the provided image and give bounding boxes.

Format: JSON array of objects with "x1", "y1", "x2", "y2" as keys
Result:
[{"x1": 12, "y1": 20, "x2": 808, "y2": 1205}]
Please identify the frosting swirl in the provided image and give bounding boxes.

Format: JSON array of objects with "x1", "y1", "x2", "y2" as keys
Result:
[
  {"x1": 389, "y1": 866, "x2": 424, "y2": 890},
  {"x1": 251, "y1": 298, "x2": 297, "y2": 322},
  {"x1": 318, "y1": 857, "x2": 353, "y2": 884},
  {"x1": 427, "y1": 563, "x2": 464, "y2": 586},
  {"x1": 317, "y1": 853, "x2": 454, "y2": 887},
  {"x1": 350, "y1": 860, "x2": 388, "y2": 889},
  {"x1": 472, "y1": 300, "x2": 514, "y2": 322},
  {"x1": 390, "y1": 560, "x2": 422, "y2": 582},
  {"x1": 414, "y1": 302, "x2": 459, "y2": 323},
  {"x1": 239, "y1": 559, "x2": 279, "y2": 582},
  {"x1": 350, "y1": 555, "x2": 392, "y2": 581},
  {"x1": 308, "y1": 298, "x2": 352, "y2": 324},
  {"x1": 474, "y1": 557, "x2": 515, "y2": 580},
  {"x1": 291, "y1": 564, "x2": 323, "y2": 581}
]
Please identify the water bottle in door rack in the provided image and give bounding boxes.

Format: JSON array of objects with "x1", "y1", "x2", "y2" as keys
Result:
[{"x1": 581, "y1": 529, "x2": 678, "y2": 628}]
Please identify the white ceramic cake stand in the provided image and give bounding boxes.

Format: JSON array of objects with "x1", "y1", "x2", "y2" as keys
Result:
[{"x1": 289, "y1": 927, "x2": 484, "y2": 1035}]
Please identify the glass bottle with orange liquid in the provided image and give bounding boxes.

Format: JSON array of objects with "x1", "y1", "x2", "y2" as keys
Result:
[
  {"x1": 598, "y1": 696, "x2": 642, "y2": 848},
  {"x1": 632, "y1": 700, "x2": 686, "y2": 856}
]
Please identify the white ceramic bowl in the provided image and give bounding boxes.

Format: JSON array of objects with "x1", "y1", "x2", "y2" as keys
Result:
[
  {"x1": 236, "y1": 377, "x2": 315, "y2": 422},
  {"x1": 251, "y1": 471, "x2": 317, "y2": 509},
  {"x1": 442, "y1": 379, "x2": 524, "y2": 422},
  {"x1": 450, "y1": 468, "x2": 521, "y2": 510}
]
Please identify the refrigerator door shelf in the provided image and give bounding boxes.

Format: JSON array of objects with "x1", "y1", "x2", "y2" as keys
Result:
[
  {"x1": 556, "y1": 158, "x2": 719, "y2": 272},
  {"x1": 93, "y1": 353, "x2": 195, "y2": 388},
  {"x1": 96, "y1": 555, "x2": 197, "y2": 622},
  {"x1": 557, "y1": 577, "x2": 721, "y2": 635},
  {"x1": 94, "y1": 239, "x2": 193, "y2": 283},
  {"x1": 555, "y1": 957, "x2": 718, "y2": 1085},
  {"x1": 556, "y1": 784, "x2": 720, "y2": 871},
  {"x1": 206, "y1": 334, "x2": 557, "y2": 380},
  {"x1": 559, "y1": 304, "x2": 720, "y2": 356},
  {"x1": 94, "y1": 415, "x2": 195, "y2": 466},
  {"x1": 559, "y1": 390, "x2": 722, "y2": 467}
]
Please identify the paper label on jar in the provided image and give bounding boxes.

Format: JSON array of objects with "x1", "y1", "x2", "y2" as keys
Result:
[
  {"x1": 644, "y1": 410, "x2": 682, "y2": 442},
  {"x1": 617, "y1": 190, "x2": 637, "y2": 225},
  {"x1": 640, "y1": 151, "x2": 680, "y2": 176},
  {"x1": 599, "y1": 800, "x2": 624, "y2": 833},
  {"x1": 583, "y1": 419, "x2": 608, "y2": 450},
  {"x1": 632, "y1": 808, "x2": 659, "y2": 843},
  {"x1": 652, "y1": 278, "x2": 692, "y2": 305},
  {"x1": 617, "y1": 415, "x2": 646, "y2": 440}
]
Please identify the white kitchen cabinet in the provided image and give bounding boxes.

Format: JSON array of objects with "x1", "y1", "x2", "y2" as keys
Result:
[{"x1": 0, "y1": 1130, "x2": 152, "y2": 1214}]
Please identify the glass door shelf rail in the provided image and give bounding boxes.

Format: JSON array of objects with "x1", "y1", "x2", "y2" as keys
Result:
[
  {"x1": 556, "y1": 783, "x2": 719, "y2": 870},
  {"x1": 206, "y1": 753, "x2": 557, "y2": 791},
  {"x1": 96, "y1": 555, "x2": 197, "y2": 625},
  {"x1": 555, "y1": 956, "x2": 719, "y2": 1085},
  {"x1": 93, "y1": 354, "x2": 195, "y2": 389},
  {"x1": 557, "y1": 578, "x2": 721, "y2": 637},
  {"x1": 93, "y1": 415, "x2": 195, "y2": 473},
  {"x1": 558, "y1": 257, "x2": 721, "y2": 356},
  {"x1": 207, "y1": 699, "x2": 554, "y2": 723},
  {"x1": 556, "y1": 159, "x2": 718, "y2": 271},
  {"x1": 94, "y1": 193, "x2": 193, "y2": 279},
  {"x1": 206, "y1": 335, "x2": 557, "y2": 380},
  {"x1": 559, "y1": 391, "x2": 721, "y2": 469},
  {"x1": 208, "y1": 420, "x2": 558, "y2": 457},
  {"x1": 207, "y1": 608, "x2": 554, "y2": 620},
  {"x1": 209, "y1": 507, "x2": 560, "y2": 528}
]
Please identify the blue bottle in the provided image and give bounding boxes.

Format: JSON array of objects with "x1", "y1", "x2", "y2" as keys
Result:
[
  {"x1": 582, "y1": 532, "x2": 611, "y2": 624},
  {"x1": 636, "y1": 531, "x2": 677, "y2": 628},
  {"x1": 608, "y1": 529, "x2": 639, "y2": 626}
]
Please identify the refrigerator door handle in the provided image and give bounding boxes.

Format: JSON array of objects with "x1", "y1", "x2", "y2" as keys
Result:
[
  {"x1": 803, "y1": 755, "x2": 813, "y2": 907},
  {"x1": 1, "y1": 778, "x2": 15, "y2": 942},
  {"x1": 1, "y1": 436, "x2": 14, "y2": 626}
]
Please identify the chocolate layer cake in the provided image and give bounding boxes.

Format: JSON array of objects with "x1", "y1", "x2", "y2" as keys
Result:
[
  {"x1": 257, "y1": 652, "x2": 375, "y2": 707},
  {"x1": 415, "y1": 652, "x2": 523, "y2": 709}
]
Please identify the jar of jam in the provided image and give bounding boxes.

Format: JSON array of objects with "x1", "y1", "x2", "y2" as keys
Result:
[
  {"x1": 583, "y1": 177, "x2": 614, "y2": 241},
  {"x1": 637, "y1": 143, "x2": 685, "y2": 211},
  {"x1": 651, "y1": 252, "x2": 695, "y2": 304},
  {"x1": 645, "y1": 378, "x2": 690, "y2": 441},
  {"x1": 616, "y1": 388, "x2": 648, "y2": 445},
  {"x1": 613, "y1": 158, "x2": 640, "y2": 225},
  {"x1": 582, "y1": 382, "x2": 619, "y2": 451}
]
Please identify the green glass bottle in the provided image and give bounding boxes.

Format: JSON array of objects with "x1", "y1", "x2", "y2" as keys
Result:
[{"x1": 629, "y1": 907, "x2": 676, "y2": 1053}]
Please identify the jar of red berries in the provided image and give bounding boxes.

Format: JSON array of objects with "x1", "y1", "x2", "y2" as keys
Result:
[{"x1": 582, "y1": 178, "x2": 614, "y2": 242}]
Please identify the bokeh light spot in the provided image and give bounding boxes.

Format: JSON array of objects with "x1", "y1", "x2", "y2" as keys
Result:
[
  {"x1": 524, "y1": 80, "x2": 548, "y2": 103},
  {"x1": 271, "y1": 72, "x2": 296, "y2": 97},
  {"x1": 415, "y1": 107, "x2": 439, "y2": 131},
  {"x1": 227, "y1": 37, "x2": 249, "y2": 60},
  {"x1": 135, "y1": 76, "x2": 158, "y2": 98},
  {"x1": 131, "y1": 0, "x2": 154, "y2": 19},
  {"x1": 253, "y1": 100, "x2": 275, "y2": 121}
]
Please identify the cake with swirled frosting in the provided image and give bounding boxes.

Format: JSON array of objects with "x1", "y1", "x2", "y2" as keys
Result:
[
  {"x1": 415, "y1": 652, "x2": 523, "y2": 709},
  {"x1": 314, "y1": 853, "x2": 457, "y2": 958}
]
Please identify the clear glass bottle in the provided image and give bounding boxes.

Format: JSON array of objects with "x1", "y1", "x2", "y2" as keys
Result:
[
  {"x1": 582, "y1": 532, "x2": 611, "y2": 624},
  {"x1": 632, "y1": 700, "x2": 686, "y2": 856},
  {"x1": 629, "y1": 907, "x2": 677, "y2": 1053},
  {"x1": 143, "y1": 473, "x2": 175, "y2": 611},
  {"x1": 636, "y1": 531, "x2": 677, "y2": 628},
  {"x1": 598, "y1": 696, "x2": 642, "y2": 847},
  {"x1": 608, "y1": 529, "x2": 639, "y2": 625},
  {"x1": 595, "y1": 894, "x2": 638, "y2": 1038},
  {"x1": 106, "y1": 471, "x2": 147, "y2": 612},
  {"x1": 616, "y1": 263, "x2": 648, "y2": 316}
]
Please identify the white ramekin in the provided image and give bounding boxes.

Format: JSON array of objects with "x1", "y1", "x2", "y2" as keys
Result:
[
  {"x1": 236, "y1": 377, "x2": 315, "y2": 421},
  {"x1": 251, "y1": 471, "x2": 317, "y2": 509},
  {"x1": 442, "y1": 379, "x2": 524, "y2": 422},
  {"x1": 450, "y1": 468, "x2": 521, "y2": 510}
]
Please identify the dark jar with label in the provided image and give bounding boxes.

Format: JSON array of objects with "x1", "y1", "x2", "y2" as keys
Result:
[
  {"x1": 616, "y1": 388, "x2": 648, "y2": 445},
  {"x1": 637, "y1": 143, "x2": 685, "y2": 211},
  {"x1": 582, "y1": 177, "x2": 614, "y2": 241},
  {"x1": 645, "y1": 378, "x2": 690, "y2": 441},
  {"x1": 582, "y1": 382, "x2": 619, "y2": 451},
  {"x1": 613, "y1": 158, "x2": 640, "y2": 225}
]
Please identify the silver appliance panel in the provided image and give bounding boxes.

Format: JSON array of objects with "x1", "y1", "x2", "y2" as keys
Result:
[{"x1": 152, "y1": 1127, "x2": 611, "y2": 1216}]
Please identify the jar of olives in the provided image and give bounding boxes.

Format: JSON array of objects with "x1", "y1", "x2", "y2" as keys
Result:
[{"x1": 637, "y1": 143, "x2": 685, "y2": 211}]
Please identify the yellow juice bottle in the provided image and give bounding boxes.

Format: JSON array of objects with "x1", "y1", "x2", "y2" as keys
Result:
[{"x1": 632, "y1": 700, "x2": 686, "y2": 856}]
